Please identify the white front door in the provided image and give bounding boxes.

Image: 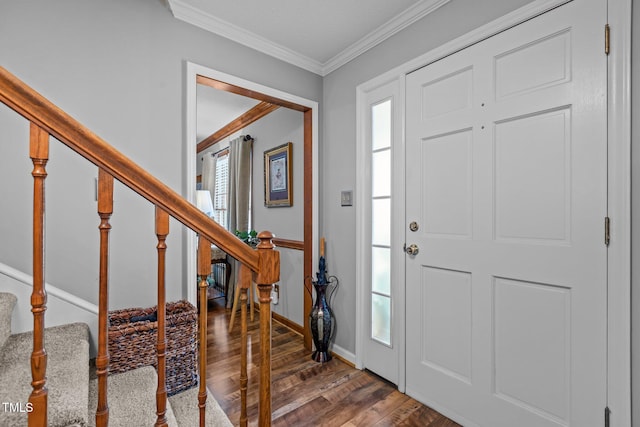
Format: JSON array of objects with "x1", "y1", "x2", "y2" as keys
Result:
[{"x1": 405, "y1": 1, "x2": 607, "y2": 426}]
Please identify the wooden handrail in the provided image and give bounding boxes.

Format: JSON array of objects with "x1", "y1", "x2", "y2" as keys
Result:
[
  {"x1": 0, "y1": 67, "x2": 259, "y2": 273},
  {"x1": 2, "y1": 66, "x2": 280, "y2": 427}
]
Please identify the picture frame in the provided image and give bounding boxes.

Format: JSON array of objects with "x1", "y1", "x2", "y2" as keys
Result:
[{"x1": 264, "y1": 142, "x2": 293, "y2": 207}]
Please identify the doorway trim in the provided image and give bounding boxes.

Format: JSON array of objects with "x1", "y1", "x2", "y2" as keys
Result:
[
  {"x1": 184, "y1": 61, "x2": 319, "y2": 349},
  {"x1": 355, "y1": 0, "x2": 631, "y2": 423}
]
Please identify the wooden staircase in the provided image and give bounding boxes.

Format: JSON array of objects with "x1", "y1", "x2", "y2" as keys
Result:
[
  {"x1": 0, "y1": 291, "x2": 232, "y2": 426},
  {"x1": 0, "y1": 66, "x2": 279, "y2": 427}
]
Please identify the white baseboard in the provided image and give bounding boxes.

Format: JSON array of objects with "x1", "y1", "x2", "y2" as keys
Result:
[
  {"x1": 0, "y1": 262, "x2": 98, "y2": 357},
  {"x1": 331, "y1": 343, "x2": 356, "y2": 366}
]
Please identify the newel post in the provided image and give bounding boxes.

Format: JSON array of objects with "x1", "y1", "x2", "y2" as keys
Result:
[{"x1": 254, "y1": 231, "x2": 280, "y2": 427}]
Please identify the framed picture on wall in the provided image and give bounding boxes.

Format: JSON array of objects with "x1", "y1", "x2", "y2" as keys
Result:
[{"x1": 264, "y1": 142, "x2": 293, "y2": 207}]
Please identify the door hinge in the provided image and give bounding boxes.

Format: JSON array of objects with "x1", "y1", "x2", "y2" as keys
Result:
[
  {"x1": 605, "y1": 406, "x2": 611, "y2": 427},
  {"x1": 605, "y1": 24, "x2": 610, "y2": 55},
  {"x1": 604, "y1": 217, "x2": 610, "y2": 246}
]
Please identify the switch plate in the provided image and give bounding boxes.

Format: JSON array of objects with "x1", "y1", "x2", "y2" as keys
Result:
[{"x1": 341, "y1": 190, "x2": 353, "y2": 206}]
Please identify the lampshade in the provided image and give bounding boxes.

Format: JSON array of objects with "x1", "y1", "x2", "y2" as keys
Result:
[{"x1": 195, "y1": 190, "x2": 214, "y2": 217}]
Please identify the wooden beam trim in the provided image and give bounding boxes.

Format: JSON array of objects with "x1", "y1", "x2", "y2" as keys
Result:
[
  {"x1": 272, "y1": 238, "x2": 304, "y2": 251},
  {"x1": 197, "y1": 75, "x2": 310, "y2": 113},
  {"x1": 197, "y1": 102, "x2": 279, "y2": 153},
  {"x1": 303, "y1": 109, "x2": 313, "y2": 350},
  {"x1": 272, "y1": 312, "x2": 304, "y2": 336},
  {"x1": 253, "y1": 305, "x2": 304, "y2": 337}
]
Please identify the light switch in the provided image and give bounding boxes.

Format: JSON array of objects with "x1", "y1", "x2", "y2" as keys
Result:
[{"x1": 341, "y1": 190, "x2": 353, "y2": 207}]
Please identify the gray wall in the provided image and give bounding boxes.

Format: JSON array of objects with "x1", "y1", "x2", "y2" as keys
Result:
[
  {"x1": 247, "y1": 108, "x2": 305, "y2": 326},
  {"x1": 321, "y1": 0, "x2": 534, "y2": 355},
  {"x1": 0, "y1": 0, "x2": 322, "y2": 309},
  {"x1": 631, "y1": 2, "x2": 638, "y2": 425}
]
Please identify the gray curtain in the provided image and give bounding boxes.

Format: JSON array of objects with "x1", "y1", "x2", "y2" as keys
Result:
[
  {"x1": 226, "y1": 135, "x2": 253, "y2": 307},
  {"x1": 201, "y1": 152, "x2": 217, "y2": 195}
]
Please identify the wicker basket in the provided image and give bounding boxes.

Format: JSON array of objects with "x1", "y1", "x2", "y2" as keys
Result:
[{"x1": 108, "y1": 300, "x2": 198, "y2": 396}]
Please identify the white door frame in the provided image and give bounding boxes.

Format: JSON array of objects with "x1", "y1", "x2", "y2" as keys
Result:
[
  {"x1": 355, "y1": 0, "x2": 631, "y2": 424},
  {"x1": 355, "y1": 76, "x2": 406, "y2": 386},
  {"x1": 184, "y1": 61, "x2": 320, "y2": 307}
]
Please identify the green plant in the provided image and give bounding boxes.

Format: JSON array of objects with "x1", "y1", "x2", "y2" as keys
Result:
[{"x1": 235, "y1": 229, "x2": 259, "y2": 247}]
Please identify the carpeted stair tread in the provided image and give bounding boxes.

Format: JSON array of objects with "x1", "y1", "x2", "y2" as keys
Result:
[
  {"x1": 0, "y1": 291, "x2": 232, "y2": 426},
  {"x1": 87, "y1": 366, "x2": 232, "y2": 426},
  {"x1": 0, "y1": 292, "x2": 17, "y2": 350},
  {"x1": 0, "y1": 322, "x2": 90, "y2": 427},
  {"x1": 169, "y1": 386, "x2": 233, "y2": 427},
  {"x1": 87, "y1": 366, "x2": 179, "y2": 427}
]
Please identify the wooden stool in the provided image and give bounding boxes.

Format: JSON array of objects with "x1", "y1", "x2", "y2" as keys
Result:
[{"x1": 228, "y1": 277, "x2": 254, "y2": 332}]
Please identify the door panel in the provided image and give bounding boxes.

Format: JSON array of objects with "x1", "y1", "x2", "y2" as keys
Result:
[
  {"x1": 493, "y1": 277, "x2": 571, "y2": 421},
  {"x1": 422, "y1": 130, "x2": 473, "y2": 238},
  {"x1": 421, "y1": 267, "x2": 472, "y2": 383},
  {"x1": 405, "y1": 2, "x2": 607, "y2": 426},
  {"x1": 494, "y1": 108, "x2": 571, "y2": 243}
]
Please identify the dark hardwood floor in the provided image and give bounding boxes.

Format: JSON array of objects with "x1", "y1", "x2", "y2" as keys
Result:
[{"x1": 205, "y1": 297, "x2": 460, "y2": 426}]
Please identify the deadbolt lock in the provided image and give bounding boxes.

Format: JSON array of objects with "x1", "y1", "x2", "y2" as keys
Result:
[
  {"x1": 405, "y1": 244, "x2": 419, "y2": 256},
  {"x1": 409, "y1": 221, "x2": 419, "y2": 232}
]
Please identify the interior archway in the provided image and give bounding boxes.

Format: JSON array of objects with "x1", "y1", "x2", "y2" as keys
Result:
[{"x1": 185, "y1": 62, "x2": 318, "y2": 350}]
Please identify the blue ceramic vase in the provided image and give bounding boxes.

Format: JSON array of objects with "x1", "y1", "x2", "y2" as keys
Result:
[{"x1": 310, "y1": 281, "x2": 334, "y2": 362}]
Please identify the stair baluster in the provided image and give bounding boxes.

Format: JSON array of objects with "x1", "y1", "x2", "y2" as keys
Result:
[
  {"x1": 197, "y1": 236, "x2": 212, "y2": 426},
  {"x1": 238, "y1": 264, "x2": 251, "y2": 427},
  {"x1": 28, "y1": 123, "x2": 49, "y2": 427},
  {"x1": 155, "y1": 207, "x2": 170, "y2": 427},
  {"x1": 96, "y1": 169, "x2": 114, "y2": 427},
  {"x1": 1, "y1": 67, "x2": 281, "y2": 426},
  {"x1": 255, "y1": 232, "x2": 280, "y2": 427}
]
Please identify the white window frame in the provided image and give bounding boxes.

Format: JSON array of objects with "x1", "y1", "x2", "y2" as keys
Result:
[
  {"x1": 211, "y1": 149, "x2": 229, "y2": 229},
  {"x1": 356, "y1": 76, "x2": 405, "y2": 389}
]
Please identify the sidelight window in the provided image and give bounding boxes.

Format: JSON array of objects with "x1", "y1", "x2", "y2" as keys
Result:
[{"x1": 370, "y1": 99, "x2": 392, "y2": 346}]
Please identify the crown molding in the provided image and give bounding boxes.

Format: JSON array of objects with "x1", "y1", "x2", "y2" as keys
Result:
[
  {"x1": 168, "y1": 0, "x2": 324, "y2": 74},
  {"x1": 168, "y1": 0, "x2": 450, "y2": 76},
  {"x1": 321, "y1": 0, "x2": 450, "y2": 75}
]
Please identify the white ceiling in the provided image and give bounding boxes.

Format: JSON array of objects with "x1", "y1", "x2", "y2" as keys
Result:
[
  {"x1": 196, "y1": 84, "x2": 259, "y2": 143},
  {"x1": 168, "y1": 0, "x2": 450, "y2": 76}
]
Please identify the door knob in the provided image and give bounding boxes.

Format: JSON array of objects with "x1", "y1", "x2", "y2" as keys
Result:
[{"x1": 405, "y1": 244, "x2": 419, "y2": 256}]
